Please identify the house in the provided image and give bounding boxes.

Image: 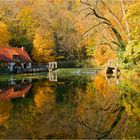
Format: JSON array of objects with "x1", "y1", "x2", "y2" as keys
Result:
[{"x1": 0, "y1": 46, "x2": 32, "y2": 73}]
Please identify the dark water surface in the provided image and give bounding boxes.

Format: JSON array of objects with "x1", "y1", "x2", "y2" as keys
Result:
[{"x1": 0, "y1": 70, "x2": 139, "y2": 139}]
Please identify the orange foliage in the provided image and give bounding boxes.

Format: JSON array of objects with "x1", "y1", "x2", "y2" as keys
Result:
[
  {"x1": 0, "y1": 101, "x2": 13, "y2": 126},
  {"x1": 94, "y1": 45, "x2": 116, "y2": 66},
  {"x1": 0, "y1": 22, "x2": 10, "y2": 45},
  {"x1": 48, "y1": 0, "x2": 64, "y2": 3},
  {"x1": 94, "y1": 72, "x2": 117, "y2": 98},
  {"x1": 34, "y1": 82, "x2": 55, "y2": 108},
  {"x1": 32, "y1": 30, "x2": 55, "y2": 62}
]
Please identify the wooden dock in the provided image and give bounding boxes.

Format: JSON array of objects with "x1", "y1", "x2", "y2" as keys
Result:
[{"x1": 106, "y1": 60, "x2": 120, "y2": 74}]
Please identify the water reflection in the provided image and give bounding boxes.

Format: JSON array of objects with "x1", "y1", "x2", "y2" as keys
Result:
[
  {"x1": 0, "y1": 78, "x2": 32, "y2": 100},
  {"x1": 0, "y1": 71, "x2": 57, "y2": 100},
  {"x1": 48, "y1": 71, "x2": 57, "y2": 82},
  {"x1": 0, "y1": 71, "x2": 139, "y2": 139},
  {"x1": 106, "y1": 73, "x2": 120, "y2": 86}
]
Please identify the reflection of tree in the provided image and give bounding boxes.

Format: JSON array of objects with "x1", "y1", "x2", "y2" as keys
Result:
[
  {"x1": 0, "y1": 74, "x2": 139, "y2": 139},
  {"x1": 118, "y1": 79, "x2": 140, "y2": 139},
  {"x1": 55, "y1": 77, "x2": 87, "y2": 105},
  {"x1": 0, "y1": 93, "x2": 34, "y2": 139},
  {"x1": 73, "y1": 72, "x2": 130, "y2": 139},
  {"x1": 94, "y1": 72, "x2": 117, "y2": 98},
  {"x1": 33, "y1": 81, "x2": 56, "y2": 109},
  {"x1": 6, "y1": 89, "x2": 37, "y2": 139},
  {"x1": 0, "y1": 101, "x2": 13, "y2": 137}
]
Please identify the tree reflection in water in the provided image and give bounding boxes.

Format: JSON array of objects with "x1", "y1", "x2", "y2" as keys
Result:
[{"x1": 0, "y1": 71, "x2": 139, "y2": 139}]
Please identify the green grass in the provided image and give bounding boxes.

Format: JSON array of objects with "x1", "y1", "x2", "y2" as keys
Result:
[
  {"x1": 0, "y1": 72, "x2": 49, "y2": 82},
  {"x1": 56, "y1": 68, "x2": 99, "y2": 77},
  {"x1": 0, "y1": 68, "x2": 100, "y2": 82}
]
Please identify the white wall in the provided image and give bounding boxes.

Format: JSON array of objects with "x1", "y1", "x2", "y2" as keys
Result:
[
  {"x1": 21, "y1": 63, "x2": 24, "y2": 69},
  {"x1": 8, "y1": 62, "x2": 15, "y2": 72},
  {"x1": 8, "y1": 62, "x2": 32, "y2": 72},
  {"x1": 28, "y1": 63, "x2": 32, "y2": 68},
  {"x1": 21, "y1": 62, "x2": 32, "y2": 69}
]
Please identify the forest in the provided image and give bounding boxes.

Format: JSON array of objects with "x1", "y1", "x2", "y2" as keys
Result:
[
  {"x1": 0, "y1": 0, "x2": 140, "y2": 139},
  {"x1": 0, "y1": 0, "x2": 140, "y2": 70}
]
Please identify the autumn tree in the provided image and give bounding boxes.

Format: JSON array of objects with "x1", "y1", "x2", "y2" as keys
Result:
[
  {"x1": 0, "y1": 0, "x2": 88, "y2": 64},
  {"x1": 32, "y1": 30, "x2": 55, "y2": 63},
  {"x1": 123, "y1": 1, "x2": 140, "y2": 67},
  {"x1": 48, "y1": 1, "x2": 86, "y2": 60},
  {"x1": 81, "y1": 0, "x2": 128, "y2": 49},
  {"x1": 1, "y1": 0, "x2": 138, "y2": 68},
  {"x1": 8, "y1": 5, "x2": 37, "y2": 55},
  {"x1": 0, "y1": 22, "x2": 9, "y2": 45},
  {"x1": 80, "y1": 0, "x2": 137, "y2": 66}
]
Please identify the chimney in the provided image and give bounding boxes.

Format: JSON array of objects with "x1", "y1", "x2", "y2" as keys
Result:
[{"x1": 21, "y1": 47, "x2": 24, "y2": 51}]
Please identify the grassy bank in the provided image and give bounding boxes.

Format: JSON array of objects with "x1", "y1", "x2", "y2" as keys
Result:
[
  {"x1": 56, "y1": 68, "x2": 100, "y2": 79},
  {"x1": 0, "y1": 68, "x2": 101, "y2": 82},
  {"x1": 0, "y1": 72, "x2": 49, "y2": 82}
]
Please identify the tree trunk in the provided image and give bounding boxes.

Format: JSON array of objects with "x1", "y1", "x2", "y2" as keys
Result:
[{"x1": 120, "y1": 0, "x2": 130, "y2": 42}]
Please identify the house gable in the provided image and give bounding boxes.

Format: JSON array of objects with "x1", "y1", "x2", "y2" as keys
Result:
[{"x1": 0, "y1": 45, "x2": 32, "y2": 63}]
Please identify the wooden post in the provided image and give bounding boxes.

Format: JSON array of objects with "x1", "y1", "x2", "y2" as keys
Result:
[
  {"x1": 48, "y1": 62, "x2": 57, "y2": 71},
  {"x1": 48, "y1": 71, "x2": 57, "y2": 82}
]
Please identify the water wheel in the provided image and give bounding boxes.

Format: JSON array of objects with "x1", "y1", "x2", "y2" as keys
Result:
[{"x1": 13, "y1": 63, "x2": 22, "y2": 74}]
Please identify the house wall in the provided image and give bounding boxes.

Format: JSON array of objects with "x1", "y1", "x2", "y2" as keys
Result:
[
  {"x1": 21, "y1": 63, "x2": 24, "y2": 69},
  {"x1": 8, "y1": 62, "x2": 32, "y2": 72},
  {"x1": 28, "y1": 63, "x2": 32, "y2": 68},
  {"x1": 8, "y1": 62, "x2": 15, "y2": 72},
  {"x1": 21, "y1": 62, "x2": 32, "y2": 69}
]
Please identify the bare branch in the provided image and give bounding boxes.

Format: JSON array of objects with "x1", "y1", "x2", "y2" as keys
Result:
[
  {"x1": 80, "y1": 0, "x2": 91, "y2": 7},
  {"x1": 100, "y1": 0, "x2": 129, "y2": 42},
  {"x1": 82, "y1": 22, "x2": 106, "y2": 36},
  {"x1": 77, "y1": 7, "x2": 91, "y2": 15},
  {"x1": 91, "y1": 8, "x2": 111, "y2": 24},
  {"x1": 120, "y1": 0, "x2": 130, "y2": 41},
  {"x1": 101, "y1": 0, "x2": 124, "y2": 29},
  {"x1": 80, "y1": 0, "x2": 126, "y2": 49}
]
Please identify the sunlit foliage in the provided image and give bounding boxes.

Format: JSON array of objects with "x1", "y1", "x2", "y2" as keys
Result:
[
  {"x1": 0, "y1": 22, "x2": 9, "y2": 45},
  {"x1": 32, "y1": 31, "x2": 55, "y2": 62},
  {"x1": 0, "y1": 0, "x2": 139, "y2": 66},
  {"x1": 125, "y1": 1, "x2": 140, "y2": 40},
  {"x1": 15, "y1": 7, "x2": 36, "y2": 39},
  {"x1": 94, "y1": 45, "x2": 116, "y2": 66},
  {"x1": 123, "y1": 1, "x2": 140, "y2": 67}
]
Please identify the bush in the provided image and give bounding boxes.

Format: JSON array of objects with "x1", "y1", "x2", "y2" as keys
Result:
[{"x1": 58, "y1": 59, "x2": 96, "y2": 68}]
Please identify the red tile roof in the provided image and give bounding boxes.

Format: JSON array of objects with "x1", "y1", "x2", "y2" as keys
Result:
[{"x1": 0, "y1": 45, "x2": 32, "y2": 62}]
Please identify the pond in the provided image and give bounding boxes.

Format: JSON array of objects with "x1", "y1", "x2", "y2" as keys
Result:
[{"x1": 0, "y1": 69, "x2": 139, "y2": 139}]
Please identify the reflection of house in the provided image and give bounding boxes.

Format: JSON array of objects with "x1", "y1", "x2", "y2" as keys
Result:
[
  {"x1": 0, "y1": 84, "x2": 32, "y2": 100},
  {"x1": 0, "y1": 46, "x2": 32, "y2": 73}
]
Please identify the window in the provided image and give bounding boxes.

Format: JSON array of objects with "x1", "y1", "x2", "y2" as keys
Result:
[
  {"x1": 13, "y1": 55, "x2": 20, "y2": 61},
  {"x1": 14, "y1": 86, "x2": 21, "y2": 92}
]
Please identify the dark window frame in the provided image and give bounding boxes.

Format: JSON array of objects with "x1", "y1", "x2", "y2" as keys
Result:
[{"x1": 13, "y1": 55, "x2": 20, "y2": 61}]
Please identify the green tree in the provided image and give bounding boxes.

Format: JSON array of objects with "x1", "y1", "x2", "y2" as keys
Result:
[{"x1": 123, "y1": 2, "x2": 140, "y2": 67}]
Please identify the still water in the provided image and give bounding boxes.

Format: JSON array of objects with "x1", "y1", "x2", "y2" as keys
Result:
[{"x1": 0, "y1": 69, "x2": 139, "y2": 139}]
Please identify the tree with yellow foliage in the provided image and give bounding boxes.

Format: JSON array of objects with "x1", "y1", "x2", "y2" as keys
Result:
[
  {"x1": 15, "y1": 7, "x2": 36, "y2": 40},
  {"x1": 85, "y1": 36, "x2": 94, "y2": 58},
  {"x1": 0, "y1": 22, "x2": 9, "y2": 45},
  {"x1": 94, "y1": 45, "x2": 116, "y2": 66},
  {"x1": 123, "y1": 1, "x2": 140, "y2": 67},
  {"x1": 32, "y1": 30, "x2": 55, "y2": 63}
]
